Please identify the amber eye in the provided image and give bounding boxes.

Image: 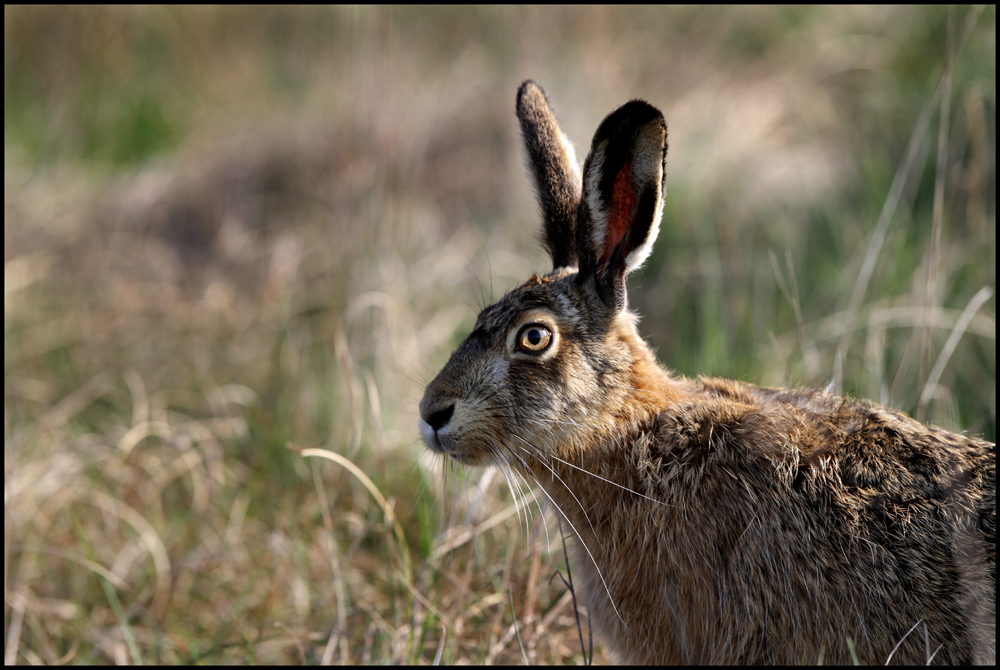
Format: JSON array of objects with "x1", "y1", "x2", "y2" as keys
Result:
[{"x1": 517, "y1": 324, "x2": 552, "y2": 353}]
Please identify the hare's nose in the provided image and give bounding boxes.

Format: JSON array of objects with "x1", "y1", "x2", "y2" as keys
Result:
[{"x1": 425, "y1": 403, "x2": 455, "y2": 431}]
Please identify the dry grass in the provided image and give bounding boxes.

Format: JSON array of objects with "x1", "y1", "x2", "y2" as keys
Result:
[{"x1": 5, "y1": 6, "x2": 995, "y2": 664}]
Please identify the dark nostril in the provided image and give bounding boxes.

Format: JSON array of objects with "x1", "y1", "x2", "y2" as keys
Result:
[{"x1": 426, "y1": 403, "x2": 455, "y2": 431}]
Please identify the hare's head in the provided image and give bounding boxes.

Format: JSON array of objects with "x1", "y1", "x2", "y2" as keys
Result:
[{"x1": 420, "y1": 81, "x2": 675, "y2": 473}]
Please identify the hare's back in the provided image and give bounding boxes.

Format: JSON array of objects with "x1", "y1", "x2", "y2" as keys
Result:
[
  {"x1": 691, "y1": 377, "x2": 995, "y2": 527},
  {"x1": 694, "y1": 377, "x2": 994, "y2": 602}
]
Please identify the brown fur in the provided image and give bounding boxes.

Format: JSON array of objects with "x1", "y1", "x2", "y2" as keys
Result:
[{"x1": 419, "y1": 81, "x2": 996, "y2": 664}]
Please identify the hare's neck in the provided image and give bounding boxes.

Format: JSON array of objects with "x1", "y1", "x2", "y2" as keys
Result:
[
  {"x1": 612, "y1": 312, "x2": 690, "y2": 420},
  {"x1": 539, "y1": 419, "x2": 659, "y2": 528}
]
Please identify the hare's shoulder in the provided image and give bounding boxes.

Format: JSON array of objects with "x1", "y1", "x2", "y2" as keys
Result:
[{"x1": 647, "y1": 376, "x2": 994, "y2": 500}]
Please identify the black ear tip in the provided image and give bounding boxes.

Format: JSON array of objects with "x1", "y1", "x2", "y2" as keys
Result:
[
  {"x1": 591, "y1": 99, "x2": 666, "y2": 155},
  {"x1": 623, "y1": 98, "x2": 661, "y2": 113},
  {"x1": 614, "y1": 99, "x2": 665, "y2": 128}
]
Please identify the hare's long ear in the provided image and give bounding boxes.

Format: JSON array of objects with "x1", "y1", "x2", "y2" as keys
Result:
[
  {"x1": 516, "y1": 80, "x2": 581, "y2": 271},
  {"x1": 577, "y1": 101, "x2": 667, "y2": 312}
]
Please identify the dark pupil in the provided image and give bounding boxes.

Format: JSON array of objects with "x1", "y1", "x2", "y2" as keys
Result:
[{"x1": 527, "y1": 329, "x2": 542, "y2": 345}]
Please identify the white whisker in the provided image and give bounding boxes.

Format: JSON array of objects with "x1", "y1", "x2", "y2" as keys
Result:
[
  {"x1": 509, "y1": 433, "x2": 627, "y2": 628},
  {"x1": 545, "y1": 451, "x2": 679, "y2": 508}
]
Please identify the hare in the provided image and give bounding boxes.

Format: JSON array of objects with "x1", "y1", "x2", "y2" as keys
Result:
[{"x1": 418, "y1": 80, "x2": 996, "y2": 665}]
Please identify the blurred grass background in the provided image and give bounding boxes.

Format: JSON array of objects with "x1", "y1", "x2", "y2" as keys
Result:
[{"x1": 4, "y1": 5, "x2": 994, "y2": 664}]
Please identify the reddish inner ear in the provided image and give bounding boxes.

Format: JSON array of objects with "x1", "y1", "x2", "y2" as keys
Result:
[{"x1": 600, "y1": 159, "x2": 637, "y2": 276}]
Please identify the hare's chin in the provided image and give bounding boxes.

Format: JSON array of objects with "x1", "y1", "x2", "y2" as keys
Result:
[{"x1": 443, "y1": 450, "x2": 488, "y2": 466}]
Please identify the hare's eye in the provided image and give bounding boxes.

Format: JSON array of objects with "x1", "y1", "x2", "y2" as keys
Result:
[{"x1": 517, "y1": 324, "x2": 552, "y2": 353}]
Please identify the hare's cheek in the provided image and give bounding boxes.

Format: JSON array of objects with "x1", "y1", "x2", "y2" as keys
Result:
[
  {"x1": 562, "y1": 368, "x2": 595, "y2": 404},
  {"x1": 556, "y1": 349, "x2": 600, "y2": 407}
]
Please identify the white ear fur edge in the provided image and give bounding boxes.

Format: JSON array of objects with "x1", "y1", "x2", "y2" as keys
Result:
[
  {"x1": 584, "y1": 141, "x2": 610, "y2": 272},
  {"x1": 623, "y1": 191, "x2": 663, "y2": 275},
  {"x1": 584, "y1": 136, "x2": 665, "y2": 277},
  {"x1": 556, "y1": 127, "x2": 583, "y2": 200}
]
